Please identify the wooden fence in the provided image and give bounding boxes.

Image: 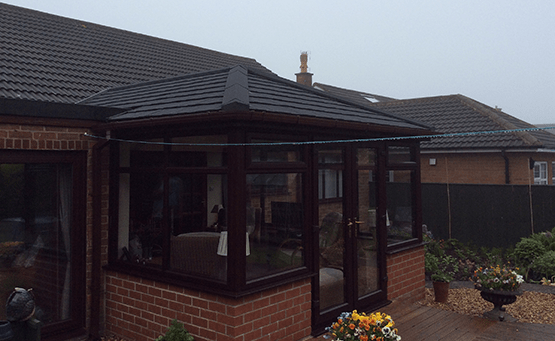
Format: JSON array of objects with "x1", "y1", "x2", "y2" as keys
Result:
[{"x1": 421, "y1": 183, "x2": 555, "y2": 248}]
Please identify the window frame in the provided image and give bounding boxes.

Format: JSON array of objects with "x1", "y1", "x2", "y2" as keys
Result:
[
  {"x1": 0, "y1": 150, "x2": 87, "y2": 340},
  {"x1": 383, "y1": 143, "x2": 422, "y2": 251},
  {"x1": 109, "y1": 132, "x2": 313, "y2": 296},
  {"x1": 534, "y1": 161, "x2": 548, "y2": 185}
]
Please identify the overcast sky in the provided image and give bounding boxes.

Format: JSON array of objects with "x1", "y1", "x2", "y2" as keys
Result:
[{"x1": 4, "y1": 0, "x2": 555, "y2": 124}]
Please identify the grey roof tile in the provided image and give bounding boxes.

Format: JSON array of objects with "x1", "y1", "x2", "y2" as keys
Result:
[
  {"x1": 315, "y1": 83, "x2": 555, "y2": 151},
  {"x1": 0, "y1": 3, "x2": 269, "y2": 104},
  {"x1": 81, "y1": 66, "x2": 432, "y2": 133}
]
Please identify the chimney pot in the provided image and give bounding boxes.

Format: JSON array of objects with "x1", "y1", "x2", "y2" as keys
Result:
[{"x1": 296, "y1": 52, "x2": 313, "y2": 86}]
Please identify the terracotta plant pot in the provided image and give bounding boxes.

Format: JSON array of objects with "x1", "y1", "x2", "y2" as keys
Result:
[{"x1": 433, "y1": 281, "x2": 449, "y2": 303}]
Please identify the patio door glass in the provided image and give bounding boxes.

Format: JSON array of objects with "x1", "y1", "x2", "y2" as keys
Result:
[
  {"x1": 355, "y1": 148, "x2": 380, "y2": 298},
  {"x1": 317, "y1": 149, "x2": 346, "y2": 310},
  {"x1": 315, "y1": 147, "x2": 385, "y2": 331}
]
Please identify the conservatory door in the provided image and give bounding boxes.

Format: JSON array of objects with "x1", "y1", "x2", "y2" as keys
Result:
[{"x1": 314, "y1": 147, "x2": 386, "y2": 332}]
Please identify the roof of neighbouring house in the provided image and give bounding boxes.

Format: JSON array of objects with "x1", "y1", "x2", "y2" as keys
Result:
[
  {"x1": 313, "y1": 83, "x2": 397, "y2": 106},
  {"x1": 81, "y1": 65, "x2": 433, "y2": 134},
  {"x1": 314, "y1": 83, "x2": 555, "y2": 151},
  {"x1": 0, "y1": 3, "x2": 269, "y2": 104}
]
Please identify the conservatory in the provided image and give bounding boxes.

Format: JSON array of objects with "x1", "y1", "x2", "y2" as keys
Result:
[{"x1": 82, "y1": 65, "x2": 432, "y2": 340}]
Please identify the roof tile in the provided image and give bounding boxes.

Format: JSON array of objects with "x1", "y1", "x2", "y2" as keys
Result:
[{"x1": 0, "y1": 3, "x2": 269, "y2": 104}]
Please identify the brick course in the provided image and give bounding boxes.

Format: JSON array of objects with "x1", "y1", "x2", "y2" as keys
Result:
[
  {"x1": 0, "y1": 123, "x2": 92, "y2": 151},
  {"x1": 104, "y1": 272, "x2": 312, "y2": 341},
  {"x1": 386, "y1": 246, "x2": 425, "y2": 302}
]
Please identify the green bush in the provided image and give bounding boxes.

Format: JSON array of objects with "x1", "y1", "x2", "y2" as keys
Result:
[
  {"x1": 530, "y1": 250, "x2": 555, "y2": 279},
  {"x1": 513, "y1": 237, "x2": 546, "y2": 265},
  {"x1": 156, "y1": 319, "x2": 194, "y2": 341}
]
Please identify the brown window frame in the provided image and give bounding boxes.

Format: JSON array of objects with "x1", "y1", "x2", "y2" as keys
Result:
[{"x1": 0, "y1": 150, "x2": 87, "y2": 340}]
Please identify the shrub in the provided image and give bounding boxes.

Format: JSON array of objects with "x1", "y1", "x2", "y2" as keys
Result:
[
  {"x1": 513, "y1": 238, "x2": 546, "y2": 265},
  {"x1": 155, "y1": 319, "x2": 194, "y2": 341},
  {"x1": 530, "y1": 250, "x2": 555, "y2": 280}
]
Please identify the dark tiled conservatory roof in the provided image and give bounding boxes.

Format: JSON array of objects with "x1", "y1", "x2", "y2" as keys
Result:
[
  {"x1": 81, "y1": 65, "x2": 432, "y2": 133},
  {"x1": 0, "y1": 3, "x2": 269, "y2": 104},
  {"x1": 315, "y1": 83, "x2": 555, "y2": 151}
]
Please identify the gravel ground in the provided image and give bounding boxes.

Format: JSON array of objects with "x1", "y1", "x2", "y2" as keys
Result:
[{"x1": 422, "y1": 281, "x2": 555, "y2": 324}]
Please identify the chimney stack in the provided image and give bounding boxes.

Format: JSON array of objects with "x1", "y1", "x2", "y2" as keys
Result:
[{"x1": 296, "y1": 52, "x2": 313, "y2": 86}]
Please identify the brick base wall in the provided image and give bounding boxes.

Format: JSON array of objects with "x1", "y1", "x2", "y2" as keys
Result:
[
  {"x1": 104, "y1": 271, "x2": 312, "y2": 341},
  {"x1": 386, "y1": 246, "x2": 425, "y2": 302}
]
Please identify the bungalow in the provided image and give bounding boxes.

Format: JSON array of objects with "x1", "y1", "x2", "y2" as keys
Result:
[
  {"x1": 312, "y1": 82, "x2": 555, "y2": 185},
  {"x1": 0, "y1": 3, "x2": 433, "y2": 341}
]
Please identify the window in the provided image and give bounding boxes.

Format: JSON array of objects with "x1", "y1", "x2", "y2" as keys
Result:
[
  {"x1": 318, "y1": 151, "x2": 343, "y2": 200},
  {"x1": 386, "y1": 145, "x2": 418, "y2": 246},
  {"x1": 246, "y1": 140, "x2": 306, "y2": 281},
  {"x1": 117, "y1": 136, "x2": 229, "y2": 281},
  {"x1": 388, "y1": 146, "x2": 415, "y2": 165},
  {"x1": 251, "y1": 140, "x2": 303, "y2": 163},
  {"x1": 534, "y1": 162, "x2": 548, "y2": 184},
  {"x1": 386, "y1": 170, "x2": 415, "y2": 244},
  {"x1": 246, "y1": 173, "x2": 304, "y2": 280},
  {"x1": 0, "y1": 152, "x2": 85, "y2": 337}
]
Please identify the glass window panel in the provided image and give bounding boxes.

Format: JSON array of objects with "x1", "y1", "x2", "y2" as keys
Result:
[
  {"x1": 318, "y1": 149, "x2": 346, "y2": 309},
  {"x1": 246, "y1": 173, "x2": 304, "y2": 280},
  {"x1": 357, "y1": 169, "x2": 379, "y2": 296},
  {"x1": 356, "y1": 148, "x2": 376, "y2": 167},
  {"x1": 169, "y1": 173, "x2": 227, "y2": 281},
  {"x1": 318, "y1": 151, "x2": 343, "y2": 200},
  {"x1": 171, "y1": 135, "x2": 227, "y2": 167},
  {"x1": 386, "y1": 170, "x2": 415, "y2": 245},
  {"x1": 121, "y1": 139, "x2": 164, "y2": 168},
  {"x1": 534, "y1": 162, "x2": 548, "y2": 185},
  {"x1": 388, "y1": 146, "x2": 414, "y2": 165},
  {"x1": 124, "y1": 172, "x2": 164, "y2": 266},
  {"x1": 0, "y1": 163, "x2": 73, "y2": 323},
  {"x1": 251, "y1": 140, "x2": 302, "y2": 163}
]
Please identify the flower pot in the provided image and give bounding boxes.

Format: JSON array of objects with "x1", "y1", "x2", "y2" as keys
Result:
[
  {"x1": 433, "y1": 281, "x2": 449, "y2": 303},
  {"x1": 479, "y1": 288, "x2": 522, "y2": 322}
]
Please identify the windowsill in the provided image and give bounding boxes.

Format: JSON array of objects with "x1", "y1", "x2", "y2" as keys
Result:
[
  {"x1": 104, "y1": 261, "x2": 314, "y2": 298},
  {"x1": 386, "y1": 239, "x2": 425, "y2": 255}
]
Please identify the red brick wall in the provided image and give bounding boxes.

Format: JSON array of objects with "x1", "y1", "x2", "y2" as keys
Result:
[
  {"x1": 386, "y1": 246, "x2": 425, "y2": 302},
  {"x1": 0, "y1": 122, "x2": 93, "y2": 151},
  {"x1": 104, "y1": 271, "x2": 312, "y2": 341}
]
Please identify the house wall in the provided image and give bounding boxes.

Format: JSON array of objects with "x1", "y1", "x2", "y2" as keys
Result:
[
  {"x1": 0, "y1": 119, "x2": 97, "y2": 337},
  {"x1": 386, "y1": 245, "x2": 425, "y2": 302},
  {"x1": 421, "y1": 152, "x2": 555, "y2": 185},
  {"x1": 104, "y1": 271, "x2": 312, "y2": 341}
]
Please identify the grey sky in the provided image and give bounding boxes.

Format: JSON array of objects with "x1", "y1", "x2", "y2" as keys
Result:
[{"x1": 4, "y1": 0, "x2": 555, "y2": 124}]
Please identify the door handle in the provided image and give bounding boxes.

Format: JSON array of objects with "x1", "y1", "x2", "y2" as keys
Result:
[{"x1": 347, "y1": 219, "x2": 365, "y2": 238}]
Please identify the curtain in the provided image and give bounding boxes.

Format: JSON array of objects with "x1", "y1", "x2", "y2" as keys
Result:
[{"x1": 58, "y1": 165, "x2": 72, "y2": 320}]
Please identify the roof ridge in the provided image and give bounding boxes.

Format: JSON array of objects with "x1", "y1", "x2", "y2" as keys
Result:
[
  {"x1": 222, "y1": 66, "x2": 250, "y2": 111},
  {"x1": 455, "y1": 95, "x2": 541, "y2": 146}
]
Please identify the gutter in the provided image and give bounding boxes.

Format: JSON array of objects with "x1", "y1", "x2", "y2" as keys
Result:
[{"x1": 421, "y1": 148, "x2": 555, "y2": 154}]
